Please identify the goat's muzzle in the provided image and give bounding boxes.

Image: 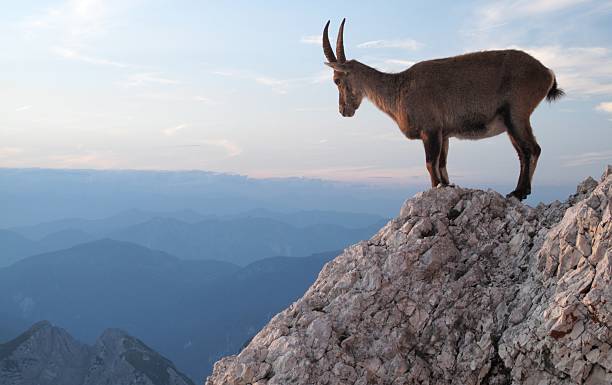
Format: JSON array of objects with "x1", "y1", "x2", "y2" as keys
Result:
[{"x1": 340, "y1": 106, "x2": 355, "y2": 117}]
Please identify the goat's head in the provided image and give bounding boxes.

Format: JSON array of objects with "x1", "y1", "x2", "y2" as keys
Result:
[{"x1": 323, "y1": 19, "x2": 364, "y2": 117}]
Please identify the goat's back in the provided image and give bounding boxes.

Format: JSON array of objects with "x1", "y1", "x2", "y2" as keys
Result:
[{"x1": 401, "y1": 49, "x2": 554, "y2": 131}]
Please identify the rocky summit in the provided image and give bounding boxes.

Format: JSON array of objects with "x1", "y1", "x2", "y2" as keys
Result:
[
  {"x1": 0, "y1": 321, "x2": 194, "y2": 385},
  {"x1": 206, "y1": 167, "x2": 611, "y2": 385}
]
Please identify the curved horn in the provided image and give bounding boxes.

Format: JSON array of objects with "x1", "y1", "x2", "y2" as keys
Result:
[
  {"x1": 322, "y1": 20, "x2": 337, "y2": 63},
  {"x1": 336, "y1": 18, "x2": 346, "y2": 63}
]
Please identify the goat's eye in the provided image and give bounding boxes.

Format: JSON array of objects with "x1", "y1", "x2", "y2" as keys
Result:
[{"x1": 334, "y1": 79, "x2": 341, "y2": 85}]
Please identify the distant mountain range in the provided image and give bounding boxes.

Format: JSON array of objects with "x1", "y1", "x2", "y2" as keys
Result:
[
  {"x1": 107, "y1": 216, "x2": 383, "y2": 265},
  {"x1": 0, "y1": 321, "x2": 194, "y2": 385},
  {"x1": 1, "y1": 208, "x2": 385, "y2": 267},
  {"x1": 0, "y1": 239, "x2": 338, "y2": 380},
  {"x1": 0, "y1": 168, "x2": 410, "y2": 228}
]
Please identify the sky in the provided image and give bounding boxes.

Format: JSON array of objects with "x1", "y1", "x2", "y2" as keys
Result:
[{"x1": 1, "y1": 0, "x2": 611, "y2": 188}]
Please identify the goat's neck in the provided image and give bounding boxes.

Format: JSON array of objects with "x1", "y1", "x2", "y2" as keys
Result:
[{"x1": 356, "y1": 64, "x2": 400, "y2": 120}]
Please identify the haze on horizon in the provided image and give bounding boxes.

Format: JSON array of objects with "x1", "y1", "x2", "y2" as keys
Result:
[{"x1": 1, "y1": 0, "x2": 611, "y2": 187}]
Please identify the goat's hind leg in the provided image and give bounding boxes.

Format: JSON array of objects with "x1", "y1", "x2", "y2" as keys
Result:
[
  {"x1": 504, "y1": 115, "x2": 539, "y2": 200},
  {"x1": 525, "y1": 123, "x2": 541, "y2": 188}
]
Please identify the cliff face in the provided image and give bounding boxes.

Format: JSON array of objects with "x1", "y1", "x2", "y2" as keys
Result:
[
  {"x1": 0, "y1": 321, "x2": 194, "y2": 385},
  {"x1": 206, "y1": 167, "x2": 611, "y2": 385}
]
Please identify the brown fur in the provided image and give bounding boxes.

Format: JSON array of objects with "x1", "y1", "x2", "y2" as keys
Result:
[{"x1": 323, "y1": 21, "x2": 563, "y2": 200}]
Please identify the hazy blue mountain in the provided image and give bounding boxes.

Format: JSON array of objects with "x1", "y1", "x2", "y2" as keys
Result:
[
  {"x1": 0, "y1": 229, "x2": 44, "y2": 267},
  {"x1": 0, "y1": 239, "x2": 337, "y2": 380},
  {"x1": 10, "y1": 208, "x2": 386, "y2": 242},
  {"x1": 3, "y1": 208, "x2": 384, "y2": 267},
  {"x1": 10, "y1": 208, "x2": 212, "y2": 240},
  {"x1": 0, "y1": 168, "x2": 410, "y2": 228},
  {"x1": 37, "y1": 229, "x2": 98, "y2": 251},
  {"x1": 107, "y1": 216, "x2": 381, "y2": 265},
  {"x1": 0, "y1": 227, "x2": 98, "y2": 268}
]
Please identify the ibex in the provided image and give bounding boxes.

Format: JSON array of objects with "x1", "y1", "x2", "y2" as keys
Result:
[{"x1": 322, "y1": 19, "x2": 563, "y2": 200}]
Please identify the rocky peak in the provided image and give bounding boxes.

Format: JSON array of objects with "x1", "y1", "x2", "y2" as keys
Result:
[
  {"x1": 86, "y1": 328, "x2": 195, "y2": 385},
  {"x1": 0, "y1": 322, "x2": 194, "y2": 385},
  {"x1": 206, "y1": 166, "x2": 611, "y2": 385}
]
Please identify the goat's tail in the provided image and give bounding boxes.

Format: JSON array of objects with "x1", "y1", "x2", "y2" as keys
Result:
[{"x1": 546, "y1": 71, "x2": 565, "y2": 102}]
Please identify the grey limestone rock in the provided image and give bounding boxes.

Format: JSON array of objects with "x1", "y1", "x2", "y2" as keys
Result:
[{"x1": 206, "y1": 167, "x2": 612, "y2": 385}]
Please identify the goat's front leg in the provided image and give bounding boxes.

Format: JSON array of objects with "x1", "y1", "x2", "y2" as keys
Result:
[
  {"x1": 439, "y1": 136, "x2": 450, "y2": 185},
  {"x1": 421, "y1": 131, "x2": 443, "y2": 188}
]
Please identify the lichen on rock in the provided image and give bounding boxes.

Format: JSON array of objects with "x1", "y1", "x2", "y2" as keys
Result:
[{"x1": 206, "y1": 166, "x2": 612, "y2": 385}]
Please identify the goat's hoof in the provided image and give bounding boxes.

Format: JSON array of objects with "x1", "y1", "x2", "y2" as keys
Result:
[
  {"x1": 435, "y1": 183, "x2": 448, "y2": 189},
  {"x1": 506, "y1": 190, "x2": 528, "y2": 201}
]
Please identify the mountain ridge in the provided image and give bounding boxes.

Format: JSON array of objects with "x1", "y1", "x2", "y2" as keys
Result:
[
  {"x1": 2, "y1": 209, "x2": 386, "y2": 267},
  {"x1": 0, "y1": 320, "x2": 194, "y2": 385}
]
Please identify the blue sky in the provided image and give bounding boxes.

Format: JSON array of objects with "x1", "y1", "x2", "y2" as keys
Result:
[{"x1": 1, "y1": 0, "x2": 611, "y2": 187}]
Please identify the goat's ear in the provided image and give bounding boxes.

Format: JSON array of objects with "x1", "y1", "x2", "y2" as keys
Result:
[{"x1": 325, "y1": 62, "x2": 349, "y2": 73}]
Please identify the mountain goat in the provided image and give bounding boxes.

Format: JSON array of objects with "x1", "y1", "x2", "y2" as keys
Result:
[{"x1": 323, "y1": 19, "x2": 563, "y2": 200}]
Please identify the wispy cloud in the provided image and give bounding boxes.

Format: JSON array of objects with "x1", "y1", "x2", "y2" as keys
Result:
[
  {"x1": 124, "y1": 72, "x2": 179, "y2": 87},
  {"x1": 163, "y1": 124, "x2": 187, "y2": 136},
  {"x1": 369, "y1": 58, "x2": 416, "y2": 73},
  {"x1": 357, "y1": 39, "x2": 422, "y2": 50},
  {"x1": 596, "y1": 102, "x2": 612, "y2": 113},
  {"x1": 300, "y1": 35, "x2": 321, "y2": 45},
  {"x1": 213, "y1": 69, "x2": 329, "y2": 94},
  {"x1": 202, "y1": 139, "x2": 242, "y2": 157},
  {"x1": 254, "y1": 76, "x2": 290, "y2": 94},
  {"x1": 193, "y1": 96, "x2": 214, "y2": 104},
  {"x1": 15, "y1": 105, "x2": 32, "y2": 112},
  {"x1": 479, "y1": 0, "x2": 590, "y2": 26},
  {"x1": 561, "y1": 150, "x2": 612, "y2": 167},
  {"x1": 214, "y1": 69, "x2": 289, "y2": 94},
  {"x1": 52, "y1": 46, "x2": 132, "y2": 68}
]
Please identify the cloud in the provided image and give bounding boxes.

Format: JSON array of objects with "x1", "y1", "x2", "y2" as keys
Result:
[
  {"x1": 300, "y1": 35, "x2": 321, "y2": 45},
  {"x1": 254, "y1": 76, "x2": 290, "y2": 94},
  {"x1": 368, "y1": 59, "x2": 416, "y2": 73},
  {"x1": 213, "y1": 69, "x2": 328, "y2": 94},
  {"x1": 202, "y1": 139, "x2": 242, "y2": 157},
  {"x1": 214, "y1": 69, "x2": 288, "y2": 93},
  {"x1": 52, "y1": 46, "x2": 132, "y2": 68},
  {"x1": 124, "y1": 72, "x2": 179, "y2": 87},
  {"x1": 163, "y1": 124, "x2": 187, "y2": 136},
  {"x1": 561, "y1": 150, "x2": 612, "y2": 167},
  {"x1": 596, "y1": 102, "x2": 612, "y2": 113},
  {"x1": 479, "y1": 0, "x2": 590, "y2": 26},
  {"x1": 357, "y1": 39, "x2": 422, "y2": 50},
  {"x1": 500, "y1": 45, "x2": 612, "y2": 96},
  {"x1": 193, "y1": 96, "x2": 214, "y2": 104},
  {"x1": 15, "y1": 105, "x2": 32, "y2": 112}
]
